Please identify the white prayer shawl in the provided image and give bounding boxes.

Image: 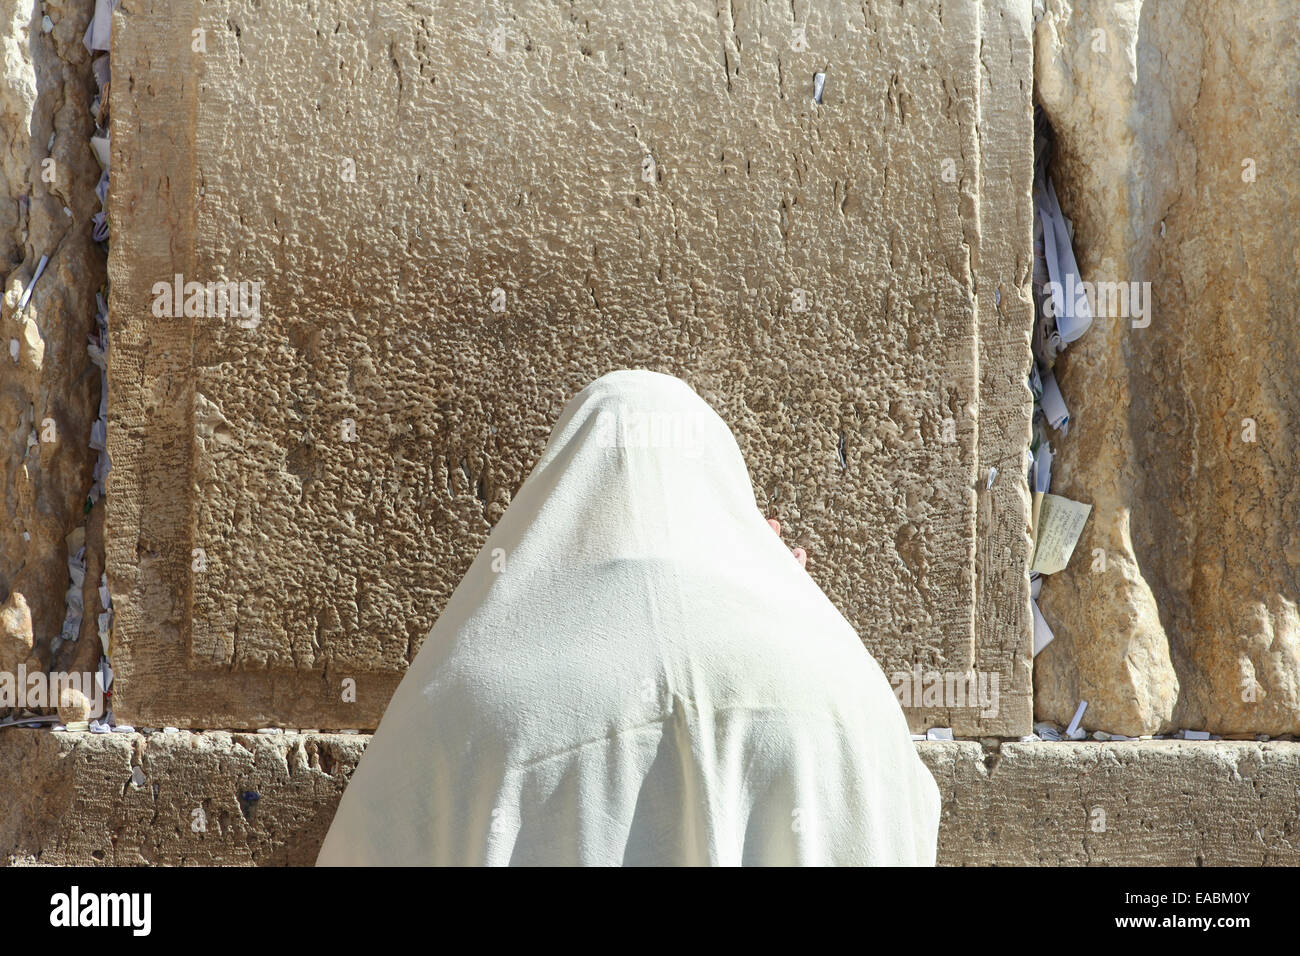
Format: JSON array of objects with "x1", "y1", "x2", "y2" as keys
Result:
[{"x1": 318, "y1": 370, "x2": 941, "y2": 866}]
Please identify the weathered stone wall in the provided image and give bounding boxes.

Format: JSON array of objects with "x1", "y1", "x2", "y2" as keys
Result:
[
  {"x1": 2, "y1": 0, "x2": 1296, "y2": 869},
  {"x1": 1032, "y1": 0, "x2": 1300, "y2": 736},
  {"x1": 0, "y1": 1, "x2": 105, "y2": 685},
  {"x1": 105, "y1": 0, "x2": 1036, "y2": 734},
  {"x1": 3, "y1": 731, "x2": 1296, "y2": 866}
]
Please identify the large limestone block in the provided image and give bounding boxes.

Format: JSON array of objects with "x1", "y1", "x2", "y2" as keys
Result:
[
  {"x1": 1033, "y1": 0, "x2": 1300, "y2": 735},
  {"x1": 106, "y1": 0, "x2": 1035, "y2": 732}
]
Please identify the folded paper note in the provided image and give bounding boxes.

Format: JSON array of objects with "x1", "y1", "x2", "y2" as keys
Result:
[
  {"x1": 1065, "y1": 700, "x2": 1088, "y2": 739},
  {"x1": 1039, "y1": 367, "x2": 1069, "y2": 432},
  {"x1": 1031, "y1": 597, "x2": 1055, "y2": 656},
  {"x1": 83, "y1": 0, "x2": 115, "y2": 52},
  {"x1": 1033, "y1": 441, "x2": 1054, "y2": 494},
  {"x1": 1029, "y1": 491, "x2": 1092, "y2": 574},
  {"x1": 1036, "y1": 175, "x2": 1093, "y2": 344}
]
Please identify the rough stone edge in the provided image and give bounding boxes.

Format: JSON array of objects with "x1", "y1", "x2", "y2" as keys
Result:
[
  {"x1": 914, "y1": 0, "x2": 1036, "y2": 738},
  {"x1": 3, "y1": 733, "x2": 1295, "y2": 866},
  {"x1": 105, "y1": 0, "x2": 202, "y2": 727},
  {"x1": 971, "y1": 0, "x2": 1036, "y2": 738}
]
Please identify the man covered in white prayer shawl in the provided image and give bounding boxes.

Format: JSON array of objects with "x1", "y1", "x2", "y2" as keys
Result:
[{"x1": 318, "y1": 370, "x2": 941, "y2": 866}]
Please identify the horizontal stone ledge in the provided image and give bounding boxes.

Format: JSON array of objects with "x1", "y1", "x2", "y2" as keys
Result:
[
  {"x1": 924, "y1": 740, "x2": 1300, "y2": 866},
  {"x1": 1, "y1": 732, "x2": 1295, "y2": 865}
]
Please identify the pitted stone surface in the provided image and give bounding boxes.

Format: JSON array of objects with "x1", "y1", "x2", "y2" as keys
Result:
[
  {"x1": 106, "y1": 0, "x2": 1034, "y2": 731},
  {"x1": 2, "y1": 732, "x2": 1296, "y2": 866},
  {"x1": 1, "y1": 730, "x2": 365, "y2": 865}
]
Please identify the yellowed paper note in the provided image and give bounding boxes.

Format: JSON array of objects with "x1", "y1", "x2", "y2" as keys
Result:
[{"x1": 1029, "y1": 491, "x2": 1092, "y2": 574}]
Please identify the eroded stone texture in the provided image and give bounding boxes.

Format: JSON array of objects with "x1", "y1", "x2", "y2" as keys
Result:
[
  {"x1": 927, "y1": 739, "x2": 1300, "y2": 866},
  {"x1": 0, "y1": 0, "x2": 106, "y2": 673},
  {"x1": 2, "y1": 732, "x2": 1296, "y2": 865},
  {"x1": 1032, "y1": 0, "x2": 1300, "y2": 736},
  {"x1": 1, "y1": 730, "x2": 365, "y2": 865},
  {"x1": 107, "y1": 0, "x2": 1034, "y2": 732},
  {"x1": 0, "y1": 589, "x2": 34, "y2": 676}
]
